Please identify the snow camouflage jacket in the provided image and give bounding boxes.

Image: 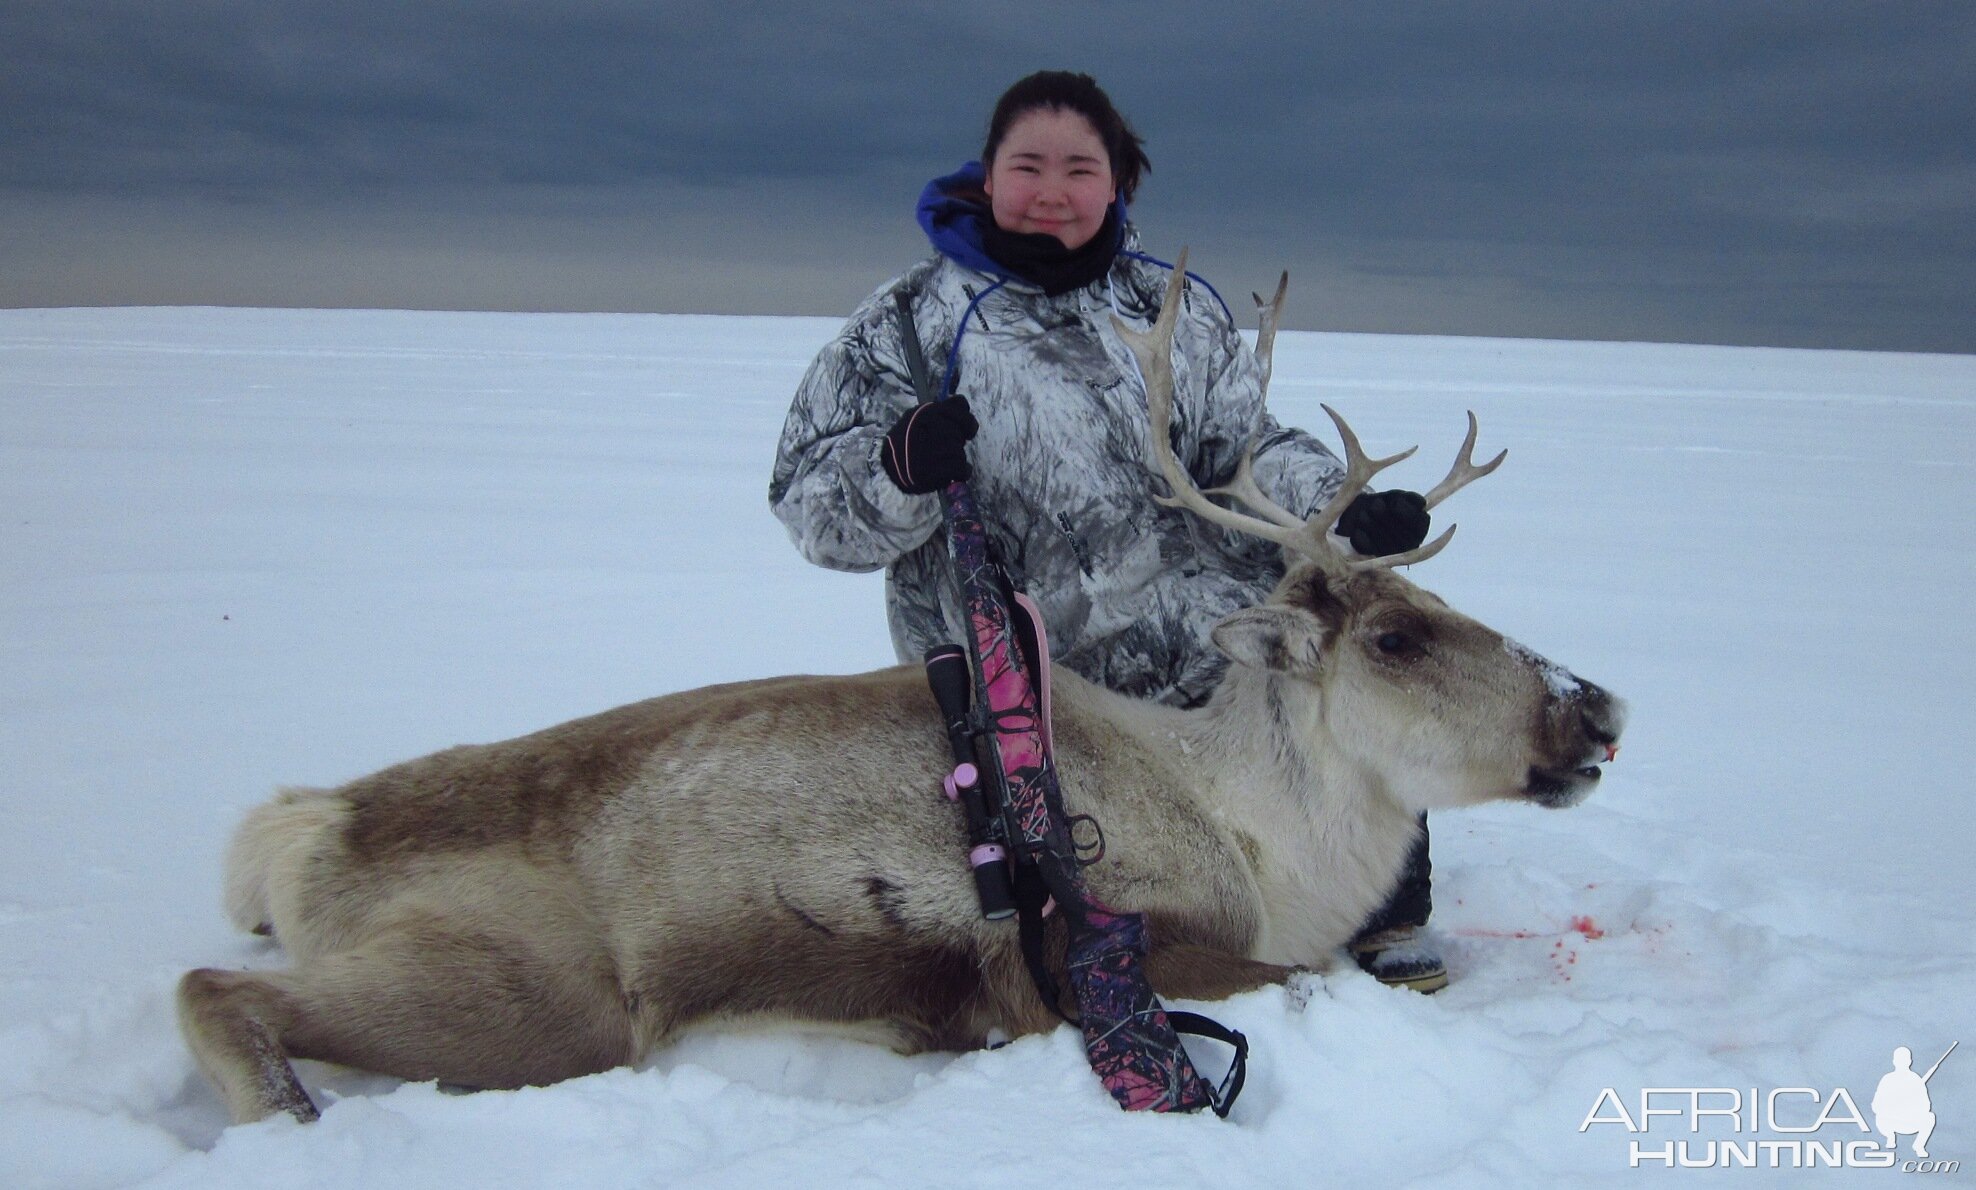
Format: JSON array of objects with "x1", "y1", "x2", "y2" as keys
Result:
[{"x1": 770, "y1": 172, "x2": 1351, "y2": 706}]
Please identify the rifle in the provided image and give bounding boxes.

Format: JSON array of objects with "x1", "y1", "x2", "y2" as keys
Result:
[{"x1": 895, "y1": 291, "x2": 1246, "y2": 1116}]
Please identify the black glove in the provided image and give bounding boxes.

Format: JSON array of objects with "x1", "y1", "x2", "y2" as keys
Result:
[
  {"x1": 880, "y1": 396, "x2": 978, "y2": 495},
  {"x1": 1337, "y1": 490, "x2": 1430, "y2": 556}
]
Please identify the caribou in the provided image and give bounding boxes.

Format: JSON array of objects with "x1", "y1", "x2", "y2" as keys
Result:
[{"x1": 178, "y1": 262, "x2": 1625, "y2": 1125}]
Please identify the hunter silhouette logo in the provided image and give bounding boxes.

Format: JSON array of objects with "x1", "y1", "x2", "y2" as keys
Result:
[{"x1": 1874, "y1": 1043, "x2": 1956, "y2": 1159}]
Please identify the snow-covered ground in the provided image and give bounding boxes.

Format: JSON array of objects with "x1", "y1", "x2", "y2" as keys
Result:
[{"x1": 2, "y1": 307, "x2": 1971, "y2": 1187}]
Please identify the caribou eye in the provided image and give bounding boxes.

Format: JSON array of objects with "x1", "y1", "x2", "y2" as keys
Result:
[{"x1": 1370, "y1": 615, "x2": 1431, "y2": 660}]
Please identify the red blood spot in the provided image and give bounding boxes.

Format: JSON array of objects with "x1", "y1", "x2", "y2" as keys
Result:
[{"x1": 1569, "y1": 915, "x2": 1605, "y2": 940}]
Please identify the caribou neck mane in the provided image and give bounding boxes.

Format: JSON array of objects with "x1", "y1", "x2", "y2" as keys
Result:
[{"x1": 1193, "y1": 655, "x2": 1422, "y2": 965}]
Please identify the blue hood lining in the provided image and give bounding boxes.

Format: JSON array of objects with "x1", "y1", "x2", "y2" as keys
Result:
[
  {"x1": 913, "y1": 163, "x2": 1235, "y2": 396},
  {"x1": 916, "y1": 162, "x2": 1010, "y2": 280},
  {"x1": 916, "y1": 161, "x2": 1133, "y2": 282}
]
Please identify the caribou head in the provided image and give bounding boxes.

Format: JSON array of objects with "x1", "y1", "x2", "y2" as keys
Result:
[{"x1": 1115, "y1": 256, "x2": 1625, "y2": 815}]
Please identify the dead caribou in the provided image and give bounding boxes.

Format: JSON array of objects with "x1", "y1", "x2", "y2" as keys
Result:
[{"x1": 178, "y1": 267, "x2": 1625, "y2": 1124}]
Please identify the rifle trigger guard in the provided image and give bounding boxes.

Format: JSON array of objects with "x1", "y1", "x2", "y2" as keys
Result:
[{"x1": 1067, "y1": 813, "x2": 1106, "y2": 866}]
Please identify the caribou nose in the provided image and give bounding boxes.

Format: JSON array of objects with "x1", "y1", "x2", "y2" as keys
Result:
[{"x1": 1574, "y1": 683, "x2": 1627, "y2": 754}]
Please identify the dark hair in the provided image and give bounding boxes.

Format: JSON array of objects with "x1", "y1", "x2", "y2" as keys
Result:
[{"x1": 981, "y1": 71, "x2": 1151, "y2": 204}]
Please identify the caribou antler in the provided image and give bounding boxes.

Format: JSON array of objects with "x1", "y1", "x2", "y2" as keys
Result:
[
  {"x1": 1362, "y1": 411, "x2": 1510, "y2": 568},
  {"x1": 1111, "y1": 250, "x2": 1504, "y2": 576},
  {"x1": 1189, "y1": 270, "x2": 1310, "y2": 532},
  {"x1": 1422, "y1": 410, "x2": 1508, "y2": 511},
  {"x1": 1115, "y1": 251, "x2": 1333, "y2": 563},
  {"x1": 1252, "y1": 270, "x2": 1288, "y2": 397}
]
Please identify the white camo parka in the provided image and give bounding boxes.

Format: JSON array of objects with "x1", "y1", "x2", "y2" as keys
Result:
[{"x1": 768, "y1": 235, "x2": 1351, "y2": 707}]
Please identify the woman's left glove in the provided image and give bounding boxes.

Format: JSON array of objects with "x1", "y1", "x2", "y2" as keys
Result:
[
  {"x1": 1337, "y1": 490, "x2": 1430, "y2": 556},
  {"x1": 880, "y1": 396, "x2": 978, "y2": 494}
]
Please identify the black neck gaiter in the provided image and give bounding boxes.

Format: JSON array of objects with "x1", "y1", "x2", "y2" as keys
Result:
[{"x1": 980, "y1": 207, "x2": 1123, "y2": 296}]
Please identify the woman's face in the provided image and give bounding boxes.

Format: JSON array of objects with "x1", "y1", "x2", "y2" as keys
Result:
[{"x1": 984, "y1": 107, "x2": 1115, "y2": 250}]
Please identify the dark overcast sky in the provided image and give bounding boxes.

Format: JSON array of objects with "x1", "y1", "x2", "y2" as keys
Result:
[{"x1": 4, "y1": 2, "x2": 1972, "y2": 352}]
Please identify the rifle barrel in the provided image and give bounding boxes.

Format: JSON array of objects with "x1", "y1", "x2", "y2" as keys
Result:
[{"x1": 1922, "y1": 1039, "x2": 1957, "y2": 1084}]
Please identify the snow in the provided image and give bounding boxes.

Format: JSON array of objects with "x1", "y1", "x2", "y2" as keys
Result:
[
  {"x1": 2, "y1": 307, "x2": 1972, "y2": 1187},
  {"x1": 1502, "y1": 637, "x2": 1582, "y2": 700}
]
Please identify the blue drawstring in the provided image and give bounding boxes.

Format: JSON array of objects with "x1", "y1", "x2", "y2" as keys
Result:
[
  {"x1": 1121, "y1": 251, "x2": 1233, "y2": 324},
  {"x1": 941, "y1": 277, "x2": 1008, "y2": 399}
]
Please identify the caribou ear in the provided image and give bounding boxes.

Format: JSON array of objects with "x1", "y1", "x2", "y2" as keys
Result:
[{"x1": 1211, "y1": 606, "x2": 1330, "y2": 677}]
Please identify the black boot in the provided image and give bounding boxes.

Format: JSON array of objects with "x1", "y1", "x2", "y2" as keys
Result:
[{"x1": 1350, "y1": 816, "x2": 1447, "y2": 993}]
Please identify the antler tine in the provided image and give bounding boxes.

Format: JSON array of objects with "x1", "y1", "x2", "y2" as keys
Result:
[
  {"x1": 1352, "y1": 411, "x2": 1504, "y2": 572},
  {"x1": 1112, "y1": 250, "x2": 1335, "y2": 568},
  {"x1": 1251, "y1": 270, "x2": 1288, "y2": 398},
  {"x1": 1203, "y1": 453, "x2": 1308, "y2": 531},
  {"x1": 1422, "y1": 410, "x2": 1507, "y2": 510},
  {"x1": 1303, "y1": 404, "x2": 1418, "y2": 540},
  {"x1": 1352, "y1": 524, "x2": 1457, "y2": 571},
  {"x1": 1197, "y1": 268, "x2": 1305, "y2": 532}
]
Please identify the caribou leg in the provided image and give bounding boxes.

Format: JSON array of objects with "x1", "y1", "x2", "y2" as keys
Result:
[
  {"x1": 177, "y1": 967, "x2": 320, "y2": 1123},
  {"x1": 179, "y1": 921, "x2": 636, "y2": 1124},
  {"x1": 1142, "y1": 943, "x2": 1300, "y2": 1001}
]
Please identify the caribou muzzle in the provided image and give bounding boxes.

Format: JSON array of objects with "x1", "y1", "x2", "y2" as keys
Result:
[{"x1": 1524, "y1": 681, "x2": 1626, "y2": 808}]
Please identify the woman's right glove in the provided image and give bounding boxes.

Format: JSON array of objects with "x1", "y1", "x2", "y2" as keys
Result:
[{"x1": 880, "y1": 396, "x2": 979, "y2": 494}]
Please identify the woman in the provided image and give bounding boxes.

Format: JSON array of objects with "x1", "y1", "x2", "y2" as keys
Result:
[{"x1": 768, "y1": 71, "x2": 1443, "y2": 992}]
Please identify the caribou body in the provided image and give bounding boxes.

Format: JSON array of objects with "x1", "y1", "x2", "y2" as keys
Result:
[{"x1": 179, "y1": 265, "x2": 1625, "y2": 1124}]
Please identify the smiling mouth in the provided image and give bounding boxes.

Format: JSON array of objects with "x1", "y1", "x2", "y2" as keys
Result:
[{"x1": 1524, "y1": 764, "x2": 1603, "y2": 808}]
